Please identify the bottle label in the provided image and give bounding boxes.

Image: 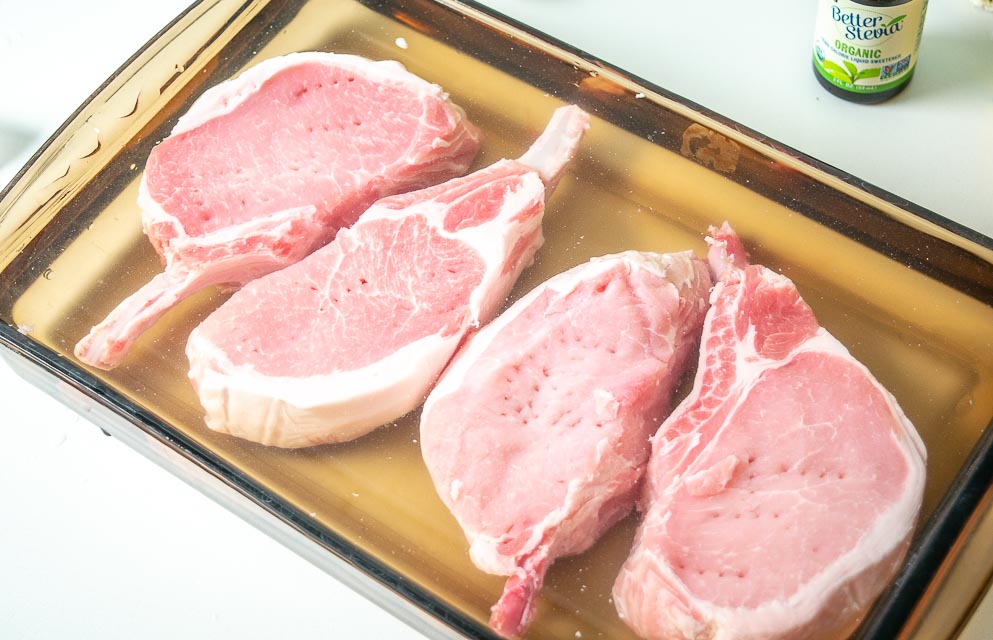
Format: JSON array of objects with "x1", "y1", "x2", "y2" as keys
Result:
[{"x1": 813, "y1": 0, "x2": 928, "y2": 95}]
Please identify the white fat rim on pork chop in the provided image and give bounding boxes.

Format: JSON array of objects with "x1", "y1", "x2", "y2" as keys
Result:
[{"x1": 188, "y1": 327, "x2": 462, "y2": 448}]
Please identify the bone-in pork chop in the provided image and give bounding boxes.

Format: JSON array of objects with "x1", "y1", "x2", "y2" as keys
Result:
[
  {"x1": 76, "y1": 52, "x2": 481, "y2": 369},
  {"x1": 420, "y1": 250, "x2": 712, "y2": 638},
  {"x1": 612, "y1": 223, "x2": 926, "y2": 640}
]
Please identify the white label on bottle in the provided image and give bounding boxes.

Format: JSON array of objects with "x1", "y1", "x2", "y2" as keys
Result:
[{"x1": 813, "y1": 0, "x2": 928, "y2": 94}]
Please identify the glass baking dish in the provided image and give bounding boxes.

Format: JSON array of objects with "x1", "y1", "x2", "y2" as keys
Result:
[{"x1": 1, "y1": 1, "x2": 992, "y2": 638}]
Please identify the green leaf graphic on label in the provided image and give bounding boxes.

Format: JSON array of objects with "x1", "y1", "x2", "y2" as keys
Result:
[
  {"x1": 843, "y1": 61, "x2": 858, "y2": 79},
  {"x1": 887, "y1": 15, "x2": 906, "y2": 27},
  {"x1": 826, "y1": 68, "x2": 852, "y2": 84},
  {"x1": 855, "y1": 67, "x2": 881, "y2": 80},
  {"x1": 822, "y1": 60, "x2": 853, "y2": 83}
]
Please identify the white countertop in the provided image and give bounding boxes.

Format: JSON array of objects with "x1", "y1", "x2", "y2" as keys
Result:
[{"x1": 1, "y1": 2, "x2": 991, "y2": 639}]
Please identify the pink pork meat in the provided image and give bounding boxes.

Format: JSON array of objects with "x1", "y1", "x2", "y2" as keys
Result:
[
  {"x1": 612, "y1": 223, "x2": 927, "y2": 640},
  {"x1": 185, "y1": 105, "x2": 590, "y2": 447},
  {"x1": 420, "y1": 250, "x2": 713, "y2": 638},
  {"x1": 75, "y1": 52, "x2": 482, "y2": 369}
]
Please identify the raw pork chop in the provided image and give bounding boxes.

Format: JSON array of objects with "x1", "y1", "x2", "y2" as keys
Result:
[
  {"x1": 185, "y1": 105, "x2": 590, "y2": 447},
  {"x1": 75, "y1": 52, "x2": 482, "y2": 369},
  {"x1": 420, "y1": 250, "x2": 712, "y2": 638},
  {"x1": 612, "y1": 223, "x2": 927, "y2": 640}
]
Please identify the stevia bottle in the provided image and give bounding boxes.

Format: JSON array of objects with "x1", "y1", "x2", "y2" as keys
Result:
[{"x1": 812, "y1": 0, "x2": 928, "y2": 103}]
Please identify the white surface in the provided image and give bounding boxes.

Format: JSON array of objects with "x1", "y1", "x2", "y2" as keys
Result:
[{"x1": 1, "y1": 1, "x2": 991, "y2": 639}]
